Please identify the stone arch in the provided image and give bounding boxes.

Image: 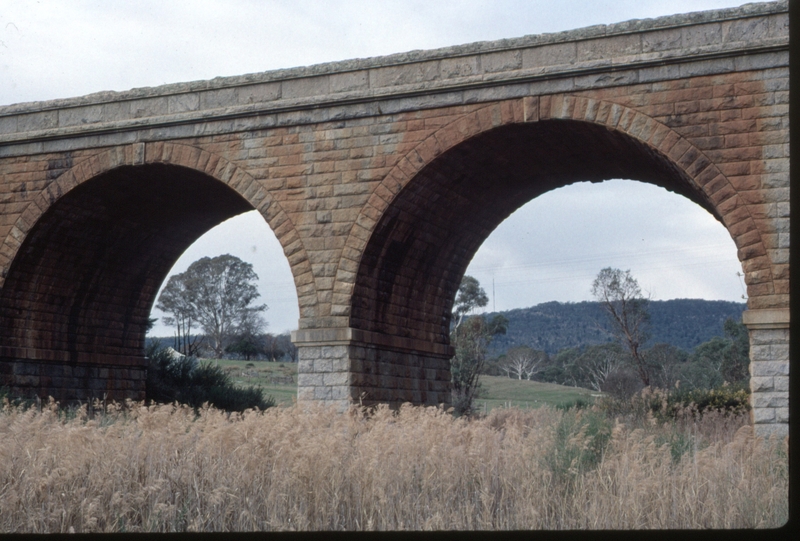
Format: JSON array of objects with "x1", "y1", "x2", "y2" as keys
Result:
[
  {"x1": 0, "y1": 142, "x2": 312, "y2": 365},
  {"x1": 343, "y1": 96, "x2": 773, "y2": 346}
]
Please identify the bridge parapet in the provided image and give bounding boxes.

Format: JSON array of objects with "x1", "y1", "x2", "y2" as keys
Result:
[{"x1": 0, "y1": 1, "x2": 787, "y2": 158}]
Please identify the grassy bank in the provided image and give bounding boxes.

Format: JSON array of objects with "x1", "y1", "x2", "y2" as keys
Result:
[
  {"x1": 475, "y1": 375, "x2": 597, "y2": 411},
  {"x1": 212, "y1": 359, "x2": 598, "y2": 409},
  {"x1": 214, "y1": 359, "x2": 297, "y2": 405},
  {"x1": 0, "y1": 400, "x2": 787, "y2": 532}
]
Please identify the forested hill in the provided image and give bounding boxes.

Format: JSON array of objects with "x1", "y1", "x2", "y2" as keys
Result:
[{"x1": 484, "y1": 299, "x2": 746, "y2": 357}]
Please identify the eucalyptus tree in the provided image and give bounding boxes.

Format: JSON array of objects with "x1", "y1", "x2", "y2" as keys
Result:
[
  {"x1": 450, "y1": 275, "x2": 506, "y2": 415},
  {"x1": 592, "y1": 267, "x2": 651, "y2": 387},
  {"x1": 157, "y1": 254, "x2": 267, "y2": 358}
]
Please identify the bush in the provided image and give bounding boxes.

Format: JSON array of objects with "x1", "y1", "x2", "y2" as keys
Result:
[
  {"x1": 145, "y1": 341, "x2": 274, "y2": 412},
  {"x1": 669, "y1": 383, "x2": 750, "y2": 417},
  {"x1": 555, "y1": 398, "x2": 591, "y2": 411},
  {"x1": 601, "y1": 368, "x2": 644, "y2": 400},
  {"x1": 595, "y1": 383, "x2": 750, "y2": 423}
]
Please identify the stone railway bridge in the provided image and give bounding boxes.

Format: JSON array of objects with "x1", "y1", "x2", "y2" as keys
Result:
[{"x1": 0, "y1": 2, "x2": 789, "y2": 435}]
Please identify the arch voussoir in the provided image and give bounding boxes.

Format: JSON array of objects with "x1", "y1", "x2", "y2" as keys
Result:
[
  {"x1": 344, "y1": 95, "x2": 781, "y2": 378},
  {"x1": 569, "y1": 97, "x2": 590, "y2": 120},
  {"x1": 684, "y1": 154, "x2": 713, "y2": 179},
  {"x1": 1, "y1": 142, "x2": 314, "y2": 337},
  {"x1": 617, "y1": 107, "x2": 637, "y2": 132},
  {"x1": 625, "y1": 112, "x2": 650, "y2": 140},
  {"x1": 475, "y1": 104, "x2": 499, "y2": 131}
]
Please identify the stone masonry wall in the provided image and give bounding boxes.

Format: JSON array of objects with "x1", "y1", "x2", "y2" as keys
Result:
[
  {"x1": 0, "y1": 357, "x2": 146, "y2": 403},
  {"x1": 0, "y1": 2, "x2": 789, "y2": 433},
  {"x1": 744, "y1": 308, "x2": 790, "y2": 438},
  {"x1": 294, "y1": 328, "x2": 452, "y2": 409},
  {"x1": 750, "y1": 329, "x2": 790, "y2": 431}
]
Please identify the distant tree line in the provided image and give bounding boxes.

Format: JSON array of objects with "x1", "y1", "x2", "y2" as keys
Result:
[
  {"x1": 482, "y1": 269, "x2": 750, "y2": 401},
  {"x1": 145, "y1": 331, "x2": 298, "y2": 363},
  {"x1": 485, "y1": 298, "x2": 746, "y2": 356}
]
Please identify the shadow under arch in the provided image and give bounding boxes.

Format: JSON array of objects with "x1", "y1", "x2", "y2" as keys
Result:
[
  {"x1": 348, "y1": 98, "x2": 772, "y2": 351},
  {"x1": 0, "y1": 143, "x2": 309, "y2": 400}
]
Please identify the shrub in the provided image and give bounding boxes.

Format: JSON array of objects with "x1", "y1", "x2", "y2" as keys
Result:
[
  {"x1": 669, "y1": 383, "x2": 750, "y2": 417},
  {"x1": 556, "y1": 398, "x2": 590, "y2": 411},
  {"x1": 145, "y1": 341, "x2": 274, "y2": 412},
  {"x1": 600, "y1": 368, "x2": 644, "y2": 400},
  {"x1": 654, "y1": 430, "x2": 695, "y2": 464},
  {"x1": 595, "y1": 383, "x2": 750, "y2": 423}
]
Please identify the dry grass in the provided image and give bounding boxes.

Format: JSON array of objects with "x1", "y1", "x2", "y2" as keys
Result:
[{"x1": 0, "y1": 399, "x2": 788, "y2": 532}]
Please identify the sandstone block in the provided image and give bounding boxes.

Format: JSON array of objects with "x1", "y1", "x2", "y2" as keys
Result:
[
  {"x1": 314, "y1": 359, "x2": 333, "y2": 373},
  {"x1": 323, "y1": 372, "x2": 349, "y2": 386},
  {"x1": 583, "y1": 33, "x2": 642, "y2": 61},
  {"x1": 283, "y1": 76, "x2": 331, "y2": 100},
  {"x1": 441, "y1": 57, "x2": 479, "y2": 79},
  {"x1": 752, "y1": 407, "x2": 775, "y2": 423},
  {"x1": 749, "y1": 328, "x2": 789, "y2": 345},
  {"x1": 773, "y1": 376, "x2": 789, "y2": 392},
  {"x1": 752, "y1": 392, "x2": 788, "y2": 408},
  {"x1": 750, "y1": 376, "x2": 774, "y2": 392},
  {"x1": 58, "y1": 105, "x2": 104, "y2": 128},
  {"x1": 481, "y1": 50, "x2": 522, "y2": 73},
  {"x1": 167, "y1": 94, "x2": 199, "y2": 114},
  {"x1": 17, "y1": 111, "x2": 58, "y2": 132},
  {"x1": 750, "y1": 361, "x2": 789, "y2": 377},
  {"x1": 298, "y1": 360, "x2": 314, "y2": 373},
  {"x1": 298, "y1": 374, "x2": 324, "y2": 387}
]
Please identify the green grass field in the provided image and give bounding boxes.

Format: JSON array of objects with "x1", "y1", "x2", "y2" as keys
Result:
[
  {"x1": 211, "y1": 359, "x2": 598, "y2": 410},
  {"x1": 211, "y1": 359, "x2": 298, "y2": 406},
  {"x1": 474, "y1": 375, "x2": 598, "y2": 411}
]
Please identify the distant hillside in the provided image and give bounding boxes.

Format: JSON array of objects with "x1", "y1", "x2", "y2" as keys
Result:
[{"x1": 485, "y1": 299, "x2": 746, "y2": 357}]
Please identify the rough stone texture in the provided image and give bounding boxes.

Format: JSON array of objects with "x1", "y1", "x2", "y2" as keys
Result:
[
  {"x1": 748, "y1": 325, "x2": 789, "y2": 438},
  {"x1": 0, "y1": 357, "x2": 146, "y2": 402},
  {"x1": 0, "y1": 1, "x2": 789, "y2": 434},
  {"x1": 292, "y1": 327, "x2": 452, "y2": 408}
]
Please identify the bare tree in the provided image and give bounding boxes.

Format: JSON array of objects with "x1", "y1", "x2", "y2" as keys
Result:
[
  {"x1": 500, "y1": 346, "x2": 547, "y2": 380},
  {"x1": 592, "y1": 268, "x2": 651, "y2": 387},
  {"x1": 580, "y1": 349, "x2": 622, "y2": 392},
  {"x1": 156, "y1": 275, "x2": 203, "y2": 356}
]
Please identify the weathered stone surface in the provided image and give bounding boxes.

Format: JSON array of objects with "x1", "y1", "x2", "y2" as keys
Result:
[
  {"x1": 752, "y1": 407, "x2": 776, "y2": 424},
  {"x1": 750, "y1": 376, "x2": 774, "y2": 392},
  {"x1": 0, "y1": 3, "x2": 789, "y2": 437},
  {"x1": 750, "y1": 361, "x2": 790, "y2": 377},
  {"x1": 752, "y1": 392, "x2": 789, "y2": 409}
]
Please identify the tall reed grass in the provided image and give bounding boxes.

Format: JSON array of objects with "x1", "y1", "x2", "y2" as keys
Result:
[{"x1": 0, "y1": 399, "x2": 787, "y2": 532}]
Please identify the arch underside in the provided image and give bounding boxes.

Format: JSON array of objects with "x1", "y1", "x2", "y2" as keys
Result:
[
  {"x1": 350, "y1": 120, "x2": 720, "y2": 346},
  {"x1": 0, "y1": 163, "x2": 252, "y2": 361}
]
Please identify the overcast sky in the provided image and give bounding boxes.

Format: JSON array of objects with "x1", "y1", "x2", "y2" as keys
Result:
[{"x1": 0, "y1": 0, "x2": 748, "y2": 336}]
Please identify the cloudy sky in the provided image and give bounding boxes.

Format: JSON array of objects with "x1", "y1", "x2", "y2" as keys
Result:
[{"x1": 0, "y1": 0, "x2": 748, "y2": 335}]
